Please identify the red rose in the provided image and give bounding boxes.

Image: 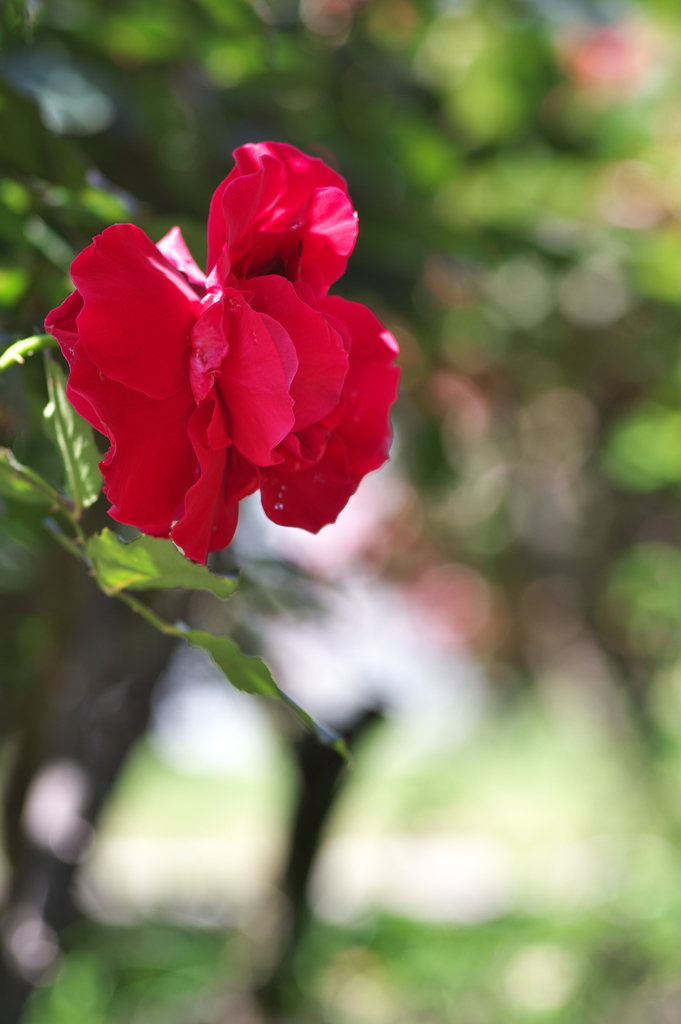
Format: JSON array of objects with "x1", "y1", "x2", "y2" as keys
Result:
[{"x1": 45, "y1": 142, "x2": 400, "y2": 562}]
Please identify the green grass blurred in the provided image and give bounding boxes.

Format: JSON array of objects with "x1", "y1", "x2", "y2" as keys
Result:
[{"x1": 19, "y1": 682, "x2": 681, "y2": 1023}]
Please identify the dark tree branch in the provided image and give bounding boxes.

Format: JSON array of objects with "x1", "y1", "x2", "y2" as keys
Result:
[{"x1": 0, "y1": 571, "x2": 178, "y2": 1024}]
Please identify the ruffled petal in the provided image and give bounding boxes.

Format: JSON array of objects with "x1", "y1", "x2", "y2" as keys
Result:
[
  {"x1": 66, "y1": 344, "x2": 197, "y2": 538},
  {"x1": 170, "y1": 399, "x2": 230, "y2": 563},
  {"x1": 189, "y1": 297, "x2": 229, "y2": 404},
  {"x1": 245, "y1": 142, "x2": 350, "y2": 225},
  {"x1": 298, "y1": 187, "x2": 358, "y2": 295},
  {"x1": 259, "y1": 434, "x2": 355, "y2": 532},
  {"x1": 216, "y1": 290, "x2": 296, "y2": 466},
  {"x1": 245, "y1": 275, "x2": 348, "y2": 429},
  {"x1": 207, "y1": 149, "x2": 285, "y2": 277},
  {"x1": 71, "y1": 223, "x2": 201, "y2": 400},
  {"x1": 260, "y1": 297, "x2": 399, "y2": 532},
  {"x1": 225, "y1": 446, "x2": 259, "y2": 504},
  {"x1": 319, "y1": 295, "x2": 400, "y2": 478},
  {"x1": 207, "y1": 142, "x2": 355, "y2": 294},
  {"x1": 46, "y1": 292, "x2": 105, "y2": 432},
  {"x1": 45, "y1": 289, "x2": 82, "y2": 363},
  {"x1": 171, "y1": 399, "x2": 259, "y2": 562},
  {"x1": 156, "y1": 226, "x2": 207, "y2": 291}
]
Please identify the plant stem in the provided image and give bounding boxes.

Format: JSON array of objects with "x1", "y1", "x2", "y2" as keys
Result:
[
  {"x1": 42, "y1": 517, "x2": 88, "y2": 562},
  {"x1": 0, "y1": 447, "x2": 85, "y2": 543},
  {"x1": 114, "y1": 590, "x2": 186, "y2": 638},
  {"x1": 42, "y1": 517, "x2": 185, "y2": 654},
  {"x1": 0, "y1": 333, "x2": 58, "y2": 373}
]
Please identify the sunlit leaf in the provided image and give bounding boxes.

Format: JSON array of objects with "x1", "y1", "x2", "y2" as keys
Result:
[
  {"x1": 185, "y1": 629, "x2": 279, "y2": 697},
  {"x1": 44, "y1": 353, "x2": 102, "y2": 517},
  {"x1": 186, "y1": 627, "x2": 348, "y2": 756},
  {"x1": 87, "y1": 528, "x2": 239, "y2": 598}
]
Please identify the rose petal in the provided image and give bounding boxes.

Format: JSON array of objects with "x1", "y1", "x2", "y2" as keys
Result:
[
  {"x1": 207, "y1": 150, "x2": 285, "y2": 277},
  {"x1": 259, "y1": 434, "x2": 355, "y2": 532},
  {"x1": 171, "y1": 400, "x2": 259, "y2": 562},
  {"x1": 207, "y1": 142, "x2": 355, "y2": 293},
  {"x1": 225, "y1": 446, "x2": 259, "y2": 504},
  {"x1": 250, "y1": 142, "x2": 350, "y2": 222},
  {"x1": 298, "y1": 187, "x2": 358, "y2": 295},
  {"x1": 216, "y1": 291, "x2": 296, "y2": 466},
  {"x1": 170, "y1": 399, "x2": 230, "y2": 563},
  {"x1": 245, "y1": 275, "x2": 348, "y2": 429},
  {"x1": 45, "y1": 289, "x2": 82, "y2": 363},
  {"x1": 319, "y1": 295, "x2": 400, "y2": 478},
  {"x1": 156, "y1": 226, "x2": 207, "y2": 290},
  {"x1": 277, "y1": 422, "x2": 334, "y2": 469},
  {"x1": 67, "y1": 344, "x2": 197, "y2": 538},
  {"x1": 46, "y1": 292, "x2": 105, "y2": 432},
  {"x1": 71, "y1": 223, "x2": 201, "y2": 401},
  {"x1": 190, "y1": 297, "x2": 229, "y2": 404},
  {"x1": 260, "y1": 297, "x2": 399, "y2": 532}
]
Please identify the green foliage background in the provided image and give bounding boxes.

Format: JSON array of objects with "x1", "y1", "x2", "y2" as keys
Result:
[{"x1": 5, "y1": 0, "x2": 681, "y2": 1020}]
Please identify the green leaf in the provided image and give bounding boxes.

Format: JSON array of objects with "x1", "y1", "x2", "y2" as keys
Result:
[
  {"x1": 44, "y1": 354, "x2": 102, "y2": 517},
  {"x1": 186, "y1": 630, "x2": 279, "y2": 697},
  {"x1": 110, "y1": 585, "x2": 347, "y2": 756},
  {"x1": 86, "y1": 528, "x2": 239, "y2": 598},
  {"x1": 186, "y1": 628, "x2": 349, "y2": 757},
  {"x1": 0, "y1": 446, "x2": 64, "y2": 506}
]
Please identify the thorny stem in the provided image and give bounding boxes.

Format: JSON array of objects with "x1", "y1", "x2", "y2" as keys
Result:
[{"x1": 0, "y1": 334, "x2": 58, "y2": 373}]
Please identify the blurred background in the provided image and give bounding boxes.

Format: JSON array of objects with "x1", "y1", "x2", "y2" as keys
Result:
[{"x1": 3, "y1": 0, "x2": 681, "y2": 1020}]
